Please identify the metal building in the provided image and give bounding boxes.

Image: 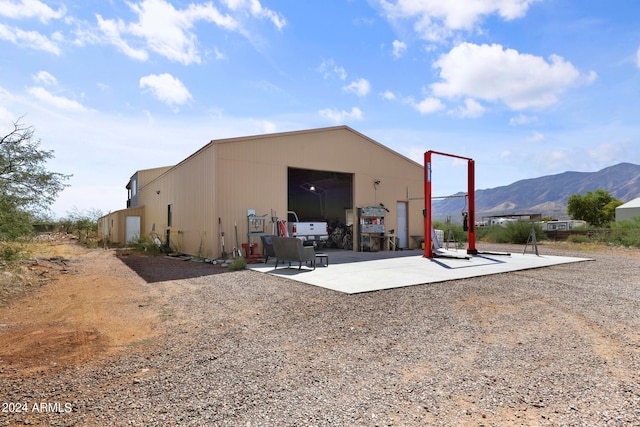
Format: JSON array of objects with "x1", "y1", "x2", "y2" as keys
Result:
[
  {"x1": 99, "y1": 126, "x2": 425, "y2": 257},
  {"x1": 615, "y1": 197, "x2": 640, "y2": 222}
]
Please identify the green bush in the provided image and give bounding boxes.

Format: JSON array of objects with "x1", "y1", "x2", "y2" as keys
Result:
[
  {"x1": 129, "y1": 234, "x2": 164, "y2": 255},
  {"x1": 607, "y1": 219, "x2": 640, "y2": 247},
  {"x1": 227, "y1": 256, "x2": 246, "y2": 271},
  {"x1": 567, "y1": 234, "x2": 591, "y2": 244},
  {"x1": 433, "y1": 220, "x2": 468, "y2": 244},
  {"x1": 477, "y1": 222, "x2": 545, "y2": 244},
  {"x1": 0, "y1": 200, "x2": 34, "y2": 241},
  {"x1": 0, "y1": 242, "x2": 30, "y2": 261}
]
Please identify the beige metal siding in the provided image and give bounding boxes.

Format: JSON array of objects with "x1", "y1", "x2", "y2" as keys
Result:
[
  {"x1": 136, "y1": 166, "x2": 173, "y2": 189},
  {"x1": 213, "y1": 127, "x2": 424, "y2": 254},
  {"x1": 137, "y1": 144, "x2": 217, "y2": 257},
  {"x1": 122, "y1": 126, "x2": 425, "y2": 256},
  {"x1": 98, "y1": 206, "x2": 145, "y2": 245}
]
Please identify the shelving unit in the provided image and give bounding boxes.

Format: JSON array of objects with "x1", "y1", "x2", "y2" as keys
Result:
[
  {"x1": 358, "y1": 206, "x2": 386, "y2": 252},
  {"x1": 246, "y1": 214, "x2": 267, "y2": 258}
]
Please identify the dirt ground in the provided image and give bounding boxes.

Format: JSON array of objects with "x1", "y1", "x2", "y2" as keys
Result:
[
  {"x1": 0, "y1": 239, "x2": 627, "y2": 376},
  {"x1": 0, "y1": 240, "x2": 220, "y2": 374},
  {"x1": 1, "y1": 238, "x2": 639, "y2": 425}
]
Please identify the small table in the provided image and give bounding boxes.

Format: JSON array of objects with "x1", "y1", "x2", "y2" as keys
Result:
[
  {"x1": 315, "y1": 253, "x2": 329, "y2": 267},
  {"x1": 383, "y1": 234, "x2": 396, "y2": 251}
]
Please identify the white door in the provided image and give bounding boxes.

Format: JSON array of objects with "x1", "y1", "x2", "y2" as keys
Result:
[
  {"x1": 125, "y1": 216, "x2": 141, "y2": 244},
  {"x1": 396, "y1": 202, "x2": 408, "y2": 249}
]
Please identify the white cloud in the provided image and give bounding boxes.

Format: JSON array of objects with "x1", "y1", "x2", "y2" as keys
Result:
[
  {"x1": 431, "y1": 43, "x2": 595, "y2": 110},
  {"x1": 544, "y1": 150, "x2": 570, "y2": 168},
  {"x1": 636, "y1": 46, "x2": 640, "y2": 69},
  {"x1": 212, "y1": 47, "x2": 226, "y2": 60},
  {"x1": 500, "y1": 149, "x2": 512, "y2": 159},
  {"x1": 139, "y1": 73, "x2": 193, "y2": 109},
  {"x1": 411, "y1": 97, "x2": 445, "y2": 115},
  {"x1": 392, "y1": 39, "x2": 407, "y2": 58},
  {"x1": 95, "y1": 15, "x2": 149, "y2": 61},
  {"x1": 509, "y1": 114, "x2": 538, "y2": 126},
  {"x1": 128, "y1": 0, "x2": 234, "y2": 65},
  {"x1": 318, "y1": 107, "x2": 363, "y2": 123},
  {"x1": 453, "y1": 98, "x2": 485, "y2": 118},
  {"x1": 381, "y1": 90, "x2": 396, "y2": 100},
  {"x1": 0, "y1": 106, "x2": 14, "y2": 125},
  {"x1": 32, "y1": 70, "x2": 57, "y2": 86},
  {"x1": 221, "y1": 0, "x2": 287, "y2": 30},
  {"x1": 27, "y1": 87, "x2": 88, "y2": 112},
  {"x1": 343, "y1": 78, "x2": 371, "y2": 97},
  {"x1": 93, "y1": 0, "x2": 283, "y2": 65},
  {"x1": 526, "y1": 131, "x2": 545, "y2": 143},
  {"x1": 252, "y1": 119, "x2": 277, "y2": 134},
  {"x1": 586, "y1": 142, "x2": 629, "y2": 164},
  {"x1": 0, "y1": 23, "x2": 61, "y2": 54},
  {"x1": 318, "y1": 59, "x2": 347, "y2": 80},
  {"x1": 0, "y1": 0, "x2": 66, "y2": 23},
  {"x1": 379, "y1": 0, "x2": 539, "y2": 42}
]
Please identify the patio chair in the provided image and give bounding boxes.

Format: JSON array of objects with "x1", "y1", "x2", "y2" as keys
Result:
[
  {"x1": 260, "y1": 235, "x2": 277, "y2": 263},
  {"x1": 271, "y1": 237, "x2": 316, "y2": 270}
]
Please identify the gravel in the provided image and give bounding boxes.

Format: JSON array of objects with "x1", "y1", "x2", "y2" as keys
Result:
[{"x1": 2, "y1": 244, "x2": 640, "y2": 426}]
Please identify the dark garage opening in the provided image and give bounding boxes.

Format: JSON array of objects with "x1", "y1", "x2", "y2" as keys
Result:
[{"x1": 288, "y1": 167, "x2": 353, "y2": 249}]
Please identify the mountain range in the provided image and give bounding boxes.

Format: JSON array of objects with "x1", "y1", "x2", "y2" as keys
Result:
[{"x1": 432, "y1": 163, "x2": 640, "y2": 221}]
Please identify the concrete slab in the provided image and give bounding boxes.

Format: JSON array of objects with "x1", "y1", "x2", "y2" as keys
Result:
[{"x1": 247, "y1": 249, "x2": 592, "y2": 294}]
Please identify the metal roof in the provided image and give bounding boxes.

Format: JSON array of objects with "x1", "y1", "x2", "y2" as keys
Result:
[{"x1": 617, "y1": 197, "x2": 640, "y2": 209}]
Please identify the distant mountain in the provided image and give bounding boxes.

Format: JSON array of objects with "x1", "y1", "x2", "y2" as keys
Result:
[{"x1": 432, "y1": 163, "x2": 640, "y2": 221}]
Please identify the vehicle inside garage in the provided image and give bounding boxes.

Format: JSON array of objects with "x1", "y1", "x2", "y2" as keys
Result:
[{"x1": 287, "y1": 167, "x2": 353, "y2": 249}]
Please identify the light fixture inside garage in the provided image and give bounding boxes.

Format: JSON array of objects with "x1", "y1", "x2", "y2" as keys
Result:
[
  {"x1": 300, "y1": 183, "x2": 325, "y2": 216},
  {"x1": 300, "y1": 183, "x2": 323, "y2": 193}
]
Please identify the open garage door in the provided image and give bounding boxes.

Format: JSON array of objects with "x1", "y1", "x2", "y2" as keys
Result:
[{"x1": 288, "y1": 167, "x2": 353, "y2": 248}]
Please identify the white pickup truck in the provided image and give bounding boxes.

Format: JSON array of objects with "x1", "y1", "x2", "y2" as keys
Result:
[{"x1": 287, "y1": 211, "x2": 329, "y2": 247}]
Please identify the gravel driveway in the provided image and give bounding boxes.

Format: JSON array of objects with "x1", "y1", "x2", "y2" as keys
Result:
[{"x1": 2, "y1": 244, "x2": 639, "y2": 426}]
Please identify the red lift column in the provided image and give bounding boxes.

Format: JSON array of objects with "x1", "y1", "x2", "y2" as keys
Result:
[
  {"x1": 467, "y1": 159, "x2": 477, "y2": 255},
  {"x1": 423, "y1": 150, "x2": 476, "y2": 258},
  {"x1": 424, "y1": 151, "x2": 433, "y2": 258}
]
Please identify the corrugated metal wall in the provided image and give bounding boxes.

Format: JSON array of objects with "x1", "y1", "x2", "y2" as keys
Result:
[
  {"x1": 116, "y1": 126, "x2": 425, "y2": 256},
  {"x1": 137, "y1": 144, "x2": 217, "y2": 257},
  {"x1": 98, "y1": 206, "x2": 145, "y2": 244},
  {"x1": 137, "y1": 166, "x2": 173, "y2": 189}
]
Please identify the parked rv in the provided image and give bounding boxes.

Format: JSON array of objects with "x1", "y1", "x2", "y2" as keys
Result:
[
  {"x1": 489, "y1": 217, "x2": 519, "y2": 227},
  {"x1": 537, "y1": 220, "x2": 587, "y2": 231}
]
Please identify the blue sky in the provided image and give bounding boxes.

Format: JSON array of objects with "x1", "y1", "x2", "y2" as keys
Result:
[{"x1": 1, "y1": 0, "x2": 639, "y2": 218}]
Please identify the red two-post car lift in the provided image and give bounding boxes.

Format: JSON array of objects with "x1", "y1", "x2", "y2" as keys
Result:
[{"x1": 423, "y1": 150, "x2": 478, "y2": 258}]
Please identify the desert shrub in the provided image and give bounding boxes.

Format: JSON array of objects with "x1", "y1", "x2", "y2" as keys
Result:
[
  {"x1": 0, "y1": 204, "x2": 34, "y2": 241},
  {"x1": 477, "y1": 224, "x2": 512, "y2": 243},
  {"x1": 0, "y1": 242, "x2": 30, "y2": 261},
  {"x1": 433, "y1": 220, "x2": 468, "y2": 244},
  {"x1": 227, "y1": 257, "x2": 246, "y2": 271},
  {"x1": 475, "y1": 226, "x2": 491, "y2": 241},
  {"x1": 567, "y1": 234, "x2": 591, "y2": 244},
  {"x1": 478, "y1": 222, "x2": 545, "y2": 244},
  {"x1": 586, "y1": 228, "x2": 610, "y2": 243},
  {"x1": 129, "y1": 235, "x2": 164, "y2": 255},
  {"x1": 506, "y1": 221, "x2": 543, "y2": 244},
  {"x1": 607, "y1": 219, "x2": 640, "y2": 247}
]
